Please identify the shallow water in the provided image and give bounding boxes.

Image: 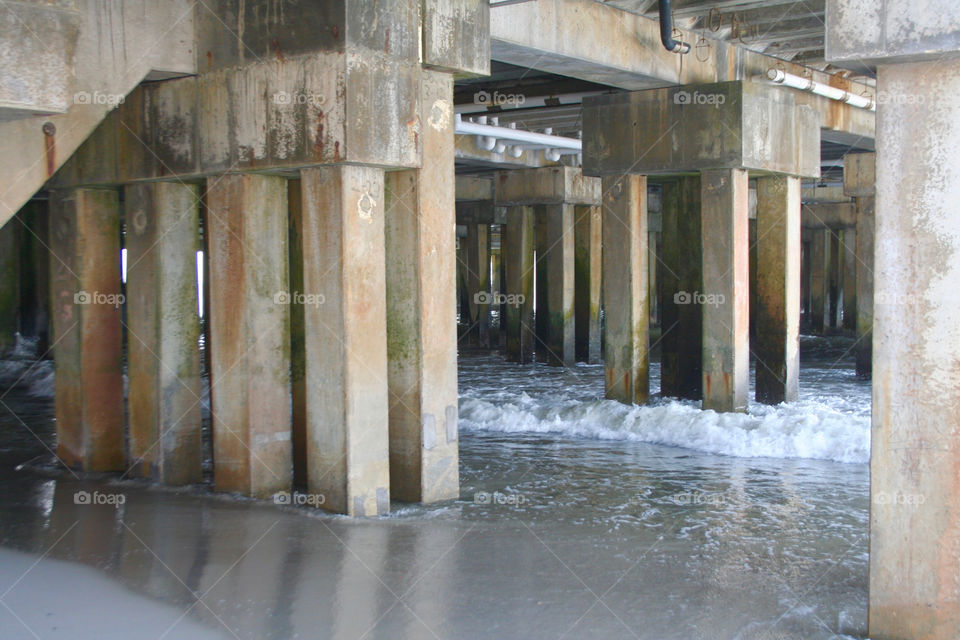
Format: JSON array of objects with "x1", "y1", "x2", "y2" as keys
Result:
[{"x1": 0, "y1": 335, "x2": 870, "y2": 639}]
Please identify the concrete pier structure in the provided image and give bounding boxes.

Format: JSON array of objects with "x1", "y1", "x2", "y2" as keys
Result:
[
  {"x1": 574, "y1": 204, "x2": 602, "y2": 364},
  {"x1": 503, "y1": 206, "x2": 535, "y2": 364},
  {"x1": 828, "y1": 4, "x2": 960, "y2": 637},
  {"x1": 0, "y1": 219, "x2": 20, "y2": 355},
  {"x1": 465, "y1": 223, "x2": 492, "y2": 348},
  {"x1": 124, "y1": 182, "x2": 203, "y2": 485},
  {"x1": 48, "y1": 189, "x2": 124, "y2": 471},
  {"x1": 206, "y1": 174, "x2": 291, "y2": 498},
  {"x1": 844, "y1": 153, "x2": 876, "y2": 379}
]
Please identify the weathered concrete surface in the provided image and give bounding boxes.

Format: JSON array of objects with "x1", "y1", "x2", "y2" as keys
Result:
[
  {"x1": 496, "y1": 166, "x2": 601, "y2": 206},
  {"x1": 504, "y1": 206, "x2": 535, "y2": 364},
  {"x1": 844, "y1": 152, "x2": 876, "y2": 198},
  {"x1": 802, "y1": 184, "x2": 849, "y2": 203},
  {"x1": 455, "y1": 175, "x2": 494, "y2": 202},
  {"x1": 0, "y1": 217, "x2": 20, "y2": 354},
  {"x1": 422, "y1": 0, "x2": 490, "y2": 76},
  {"x1": 0, "y1": 0, "x2": 195, "y2": 227},
  {"x1": 287, "y1": 178, "x2": 307, "y2": 488},
  {"x1": 300, "y1": 166, "x2": 390, "y2": 517},
  {"x1": 466, "y1": 223, "x2": 491, "y2": 347},
  {"x1": 54, "y1": 51, "x2": 421, "y2": 187},
  {"x1": 755, "y1": 175, "x2": 801, "y2": 404},
  {"x1": 583, "y1": 82, "x2": 820, "y2": 179},
  {"x1": 701, "y1": 169, "x2": 749, "y2": 413},
  {"x1": 827, "y1": 229, "x2": 842, "y2": 330},
  {"x1": 124, "y1": 182, "x2": 203, "y2": 484},
  {"x1": 383, "y1": 70, "x2": 459, "y2": 504},
  {"x1": 867, "y1": 58, "x2": 960, "y2": 640},
  {"x1": 808, "y1": 229, "x2": 828, "y2": 334},
  {"x1": 601, "y1": 174, "x2": 648, "y2": 404},
  {"x1": 124, "y1": 182, "x2": 203, "y2": 485},
  {"x1": 490, "y1": 0, "x2": 874, "y2": 145},
  {"x1": 206, "y1": 174, "x2": 291, "y2": 498},
  {"x1": 659, "y1": 177, "x2": 702, "y2": 400},
  {"x1": 827, "y1": 0, "x2": 960, "y2": 68},
  {"x1": 841, "y1": 227, "x2": 857, "y2": 332},
  {"x1": 49, "y1": 188, "x2": 124, "y2": 471},
  {"x1": 536, "y1": 204, "x2": 575, "y2": 366},
  {"x1": 574, "y1": 204, "x2": 601, "y2": 364},
  {"x1": 855, "y1": 196, "x2": 874, "y2": 379},
  {"x1": 456, "y1": 201, "x2": 505, "y2": 225},
  {"x1": 802, "y1": 202, "x2": 856, "y2": 228}
]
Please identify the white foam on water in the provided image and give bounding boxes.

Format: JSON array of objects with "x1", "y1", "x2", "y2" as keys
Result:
[{"x1": 459, "y1": 393, "x2": 870, "y2": 464}]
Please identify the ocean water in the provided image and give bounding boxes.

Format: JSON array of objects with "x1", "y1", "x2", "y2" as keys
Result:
[{"x1": 0, "y1": 334, "x2": 871, "y2": 639}]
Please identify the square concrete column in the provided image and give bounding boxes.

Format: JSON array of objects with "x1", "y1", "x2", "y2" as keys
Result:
[
  {"x1": 754, "y1": 175, "x2": 800, "y2": 404},
  {"x1": 504, "y1": 206, "x2": 535, "y2": 364},
  {"x1": 0, "y1": 219, "x2": 19, "y2": 355},
  {"x1": 465, "y1": 223, "x2": 491, "y2": 347},
  {"x1": 287, "y1": 178, "x2": 308, "y2": 487},
  {"x1": 808, "y1": 229, "x2": 827, "y2": 334},
  {"x1": 535, "y1": 204, "x2": 575, "y2": 366},
  {"x1": 841, "y1": 228, "x2": 857, "y2": 331},
  {"x1": 381, "y1": 64, "x2": 459, "y2": 505},
  {"x1": 574, "y1": 204, "x2": 602, "y2": 363},
  {"x1": 205, "y1": 174, "x2": 291, "y2": 498},
  {"x1": 300, "y1": 166, "x2": 390, "y2": 516},
  {"x1": 601, "y1": 175, "x2": 648, "y2": 404},
  {"x1": 700, "y1": 169, "x2": 749, "y2": 413},
  {"x1": 124, "y1": 182, "x2": 203, "y2": 485},
  {"x1": 48, "y1": 189, "x2": 124, "y2": 471},
  {"x1": 827, "y1": 228, "x2": 841, "y2": 330},
  {"x1": 660, "y1": 177, "x2": 702, "y2": 400},
  {"x1": 854, "y1": 196, "x2": 874, "y2": 379}
]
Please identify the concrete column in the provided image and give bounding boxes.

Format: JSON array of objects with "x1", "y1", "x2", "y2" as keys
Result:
[
  {"x1": 0, "y1": 218, "x2": 20, "y2": 354},
  {"x1": 648, "y1": 229, "x2": 658, "y2": 327},
  {"x1": 748, "y1": 217, "x2": 758, "y2": 341},
  {"x1": 601, "y1": 174, "x2": 648, "y2": 404},
  {"x1": 800, "y1": 229, "x2": 812, "y2": 331},
  {"x1": 827, "y1": 228, "x2": 842, "y2": 330},
  {"x1": 808, "y1": 229, "x2": 827, "y2": 334},
  {"x1": 300, "y1": 166, "x2": 390, "y2": 516},
  {"x1": 382, "y1": 65, "x2": 459, "y2": 505},
  {"x1": 465, "y1": 224, "x2": 490, "y2": 347},
  {"x1": 288, "y1": 179, "x2": 307, "y2": 487},
  {"x1": 205, "y1": 174, "x2": 291, "y2": 498},
  {"x1": 124, "y1": 182, "x2": 203, "y2": 485},
  {"x1": 504, "y1": 206, "x2": 535, "y2": 363},
  {"x1": 660, "y1": 177, "x2": 702, "y2": 400},
  {"x1": 841, "y1": 227, "x2": 857, "y2": 331},
  {"x1": 534, "y1": 209, "x2": 549, "y2": 362},
  {"x1": 536, "y1": 203, "x2": 575, "y2": 366},
  {"x1": 18, "y1": 201, "x2": 51, "y2": 355},
  {"x1": 48, "y1": 189, "x2": 124, "y2": 471},
  {"x1": 855, "y1": 196, "x2": 874, "y2": 379},
  {"x1": 700, "y1": 168, "x2": 749, "y2": 413},
  {"x1": 574, "y1": 204, "x2": 601, "y2": 363},
  {"x1": 867, "y1": 58, "x2": 960, "y2": 639},
  {"x1": 754, "y1": 175, "x2": 800, "y2": 404}
]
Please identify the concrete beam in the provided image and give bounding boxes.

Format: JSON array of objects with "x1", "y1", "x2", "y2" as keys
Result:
[
  {"x1": 601, "y1": 174, "x2": 648, "y2": 404},
  {"x1": 384, "y1": 70, "x2": 459, "y2": 504},
  {"x1": 124, "y1": 182, "x2": 203, "y2": 485},
  {"x1": 495, "y1": 166, "x2": 601, "y2": 206},
  {"x1": 455, "y1": 175, "x2": 494, "y2": 202},
  {"x1": 422, "y1": 0, "x2": 490, "y2": 76},
  {"x1": 843, "y1": 152, "x2": 876, "y2": 197},
  {"x1": 49, "y1": 188, "x2": 124, "y2": 471},
  {"x1": 701, "y1": 168, "x2": 750, "y2": 413},
  {"x1": 456, "y1": 201, "x2": 506, "y2": 225},
  {"x1": 802, "y1": 202, "x2": 856, "y2": 228},
  {"x1": 583, "y1": 81, "x2": 820, "y2": 179},
  {"x1": 301, "y1": 166, "x2": 390, "y2": 516},
  {"x1": 206, "y1": 174, "x2": 291, "y2": 498}
]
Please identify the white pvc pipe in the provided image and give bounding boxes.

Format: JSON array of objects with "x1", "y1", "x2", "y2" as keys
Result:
[
  {"x1": 766, "y1": 68, "x2": 875, "y2": 111},
  {"x1": 455, "y1": 114, "x2": 582, "y2": 151}
]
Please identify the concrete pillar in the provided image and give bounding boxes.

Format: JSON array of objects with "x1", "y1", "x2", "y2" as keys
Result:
[
  {"x1": 841, "y1": 227, "x2": 857, "y2": 332},
  {"x1": 287, "y1": 179, "x2": 307, "y2": 487},
  {"x1": 574, "y1": 204, "x2": 601, "y2": 363},
  {"x1": 754, "y1": 175, "x2": 800, "y2": 404},
  {"x1": 660, "y1": 177, "x2": 702, "y2": 400},
  {"x1": 868, "y1": 59, "x2": 960, "y2": 639},
  {"x1": 808, "y1": 229, "x2": 827, "y2": 334},
  {"x1": 0, "y1": 218, "x2": 20, "y2": 354},
  {"x1": 700, "y1": 168, "x2": 749, "y2": 413},
  {"x1": 382, "y1": 65, "x2": 459, "y2": 505},
  {"x1": 18, "y1": 201, "x2": 51, "y2": 355},
  {"x1": 534, "y1": 210, "x2": 549, "y2": 362},
  {"x1": 855, "y1": 196, "x2": 874, "y2": 379},
  {"x1": 465, "y1": 223, "x2": 490, "y2": 347},
  {"x1": 800, "y1": 229, "x2": 812, "y2": 331},
  {"x1": 300, "y1": 166, "x2": 390, "y2": 516},
  {"x1": 48, "y1": 188, "x2": 124, "y2": 471},
  {"x1": 648, "y1": 229, "x2": 658, "y2": 327},
  {"x1": 124, "y1": 182, "x2": 203, "y2": 485},
  {"x1": 601, "y1": 174, "x2": 648, "y2": 404},
  {"x1": 827, "y1": 228, "x2": 842, "y2": 330},
  {"x1": 504, "y1": 206, "x2": 535, "y2": 364},
  {"x1": 205, "y1": 174, "x2": 291, "y2": 498},
  {"x1": 748, "y1": 217, "x2": 758, "y2": 341},
  {"x1": 535, "y1": 204, "x2": 575, "y2": 366}
]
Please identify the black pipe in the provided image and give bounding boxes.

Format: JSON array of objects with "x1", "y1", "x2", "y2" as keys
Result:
[{"x1": 658, "y1": 0, "x2": 691, "y2": 54}]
